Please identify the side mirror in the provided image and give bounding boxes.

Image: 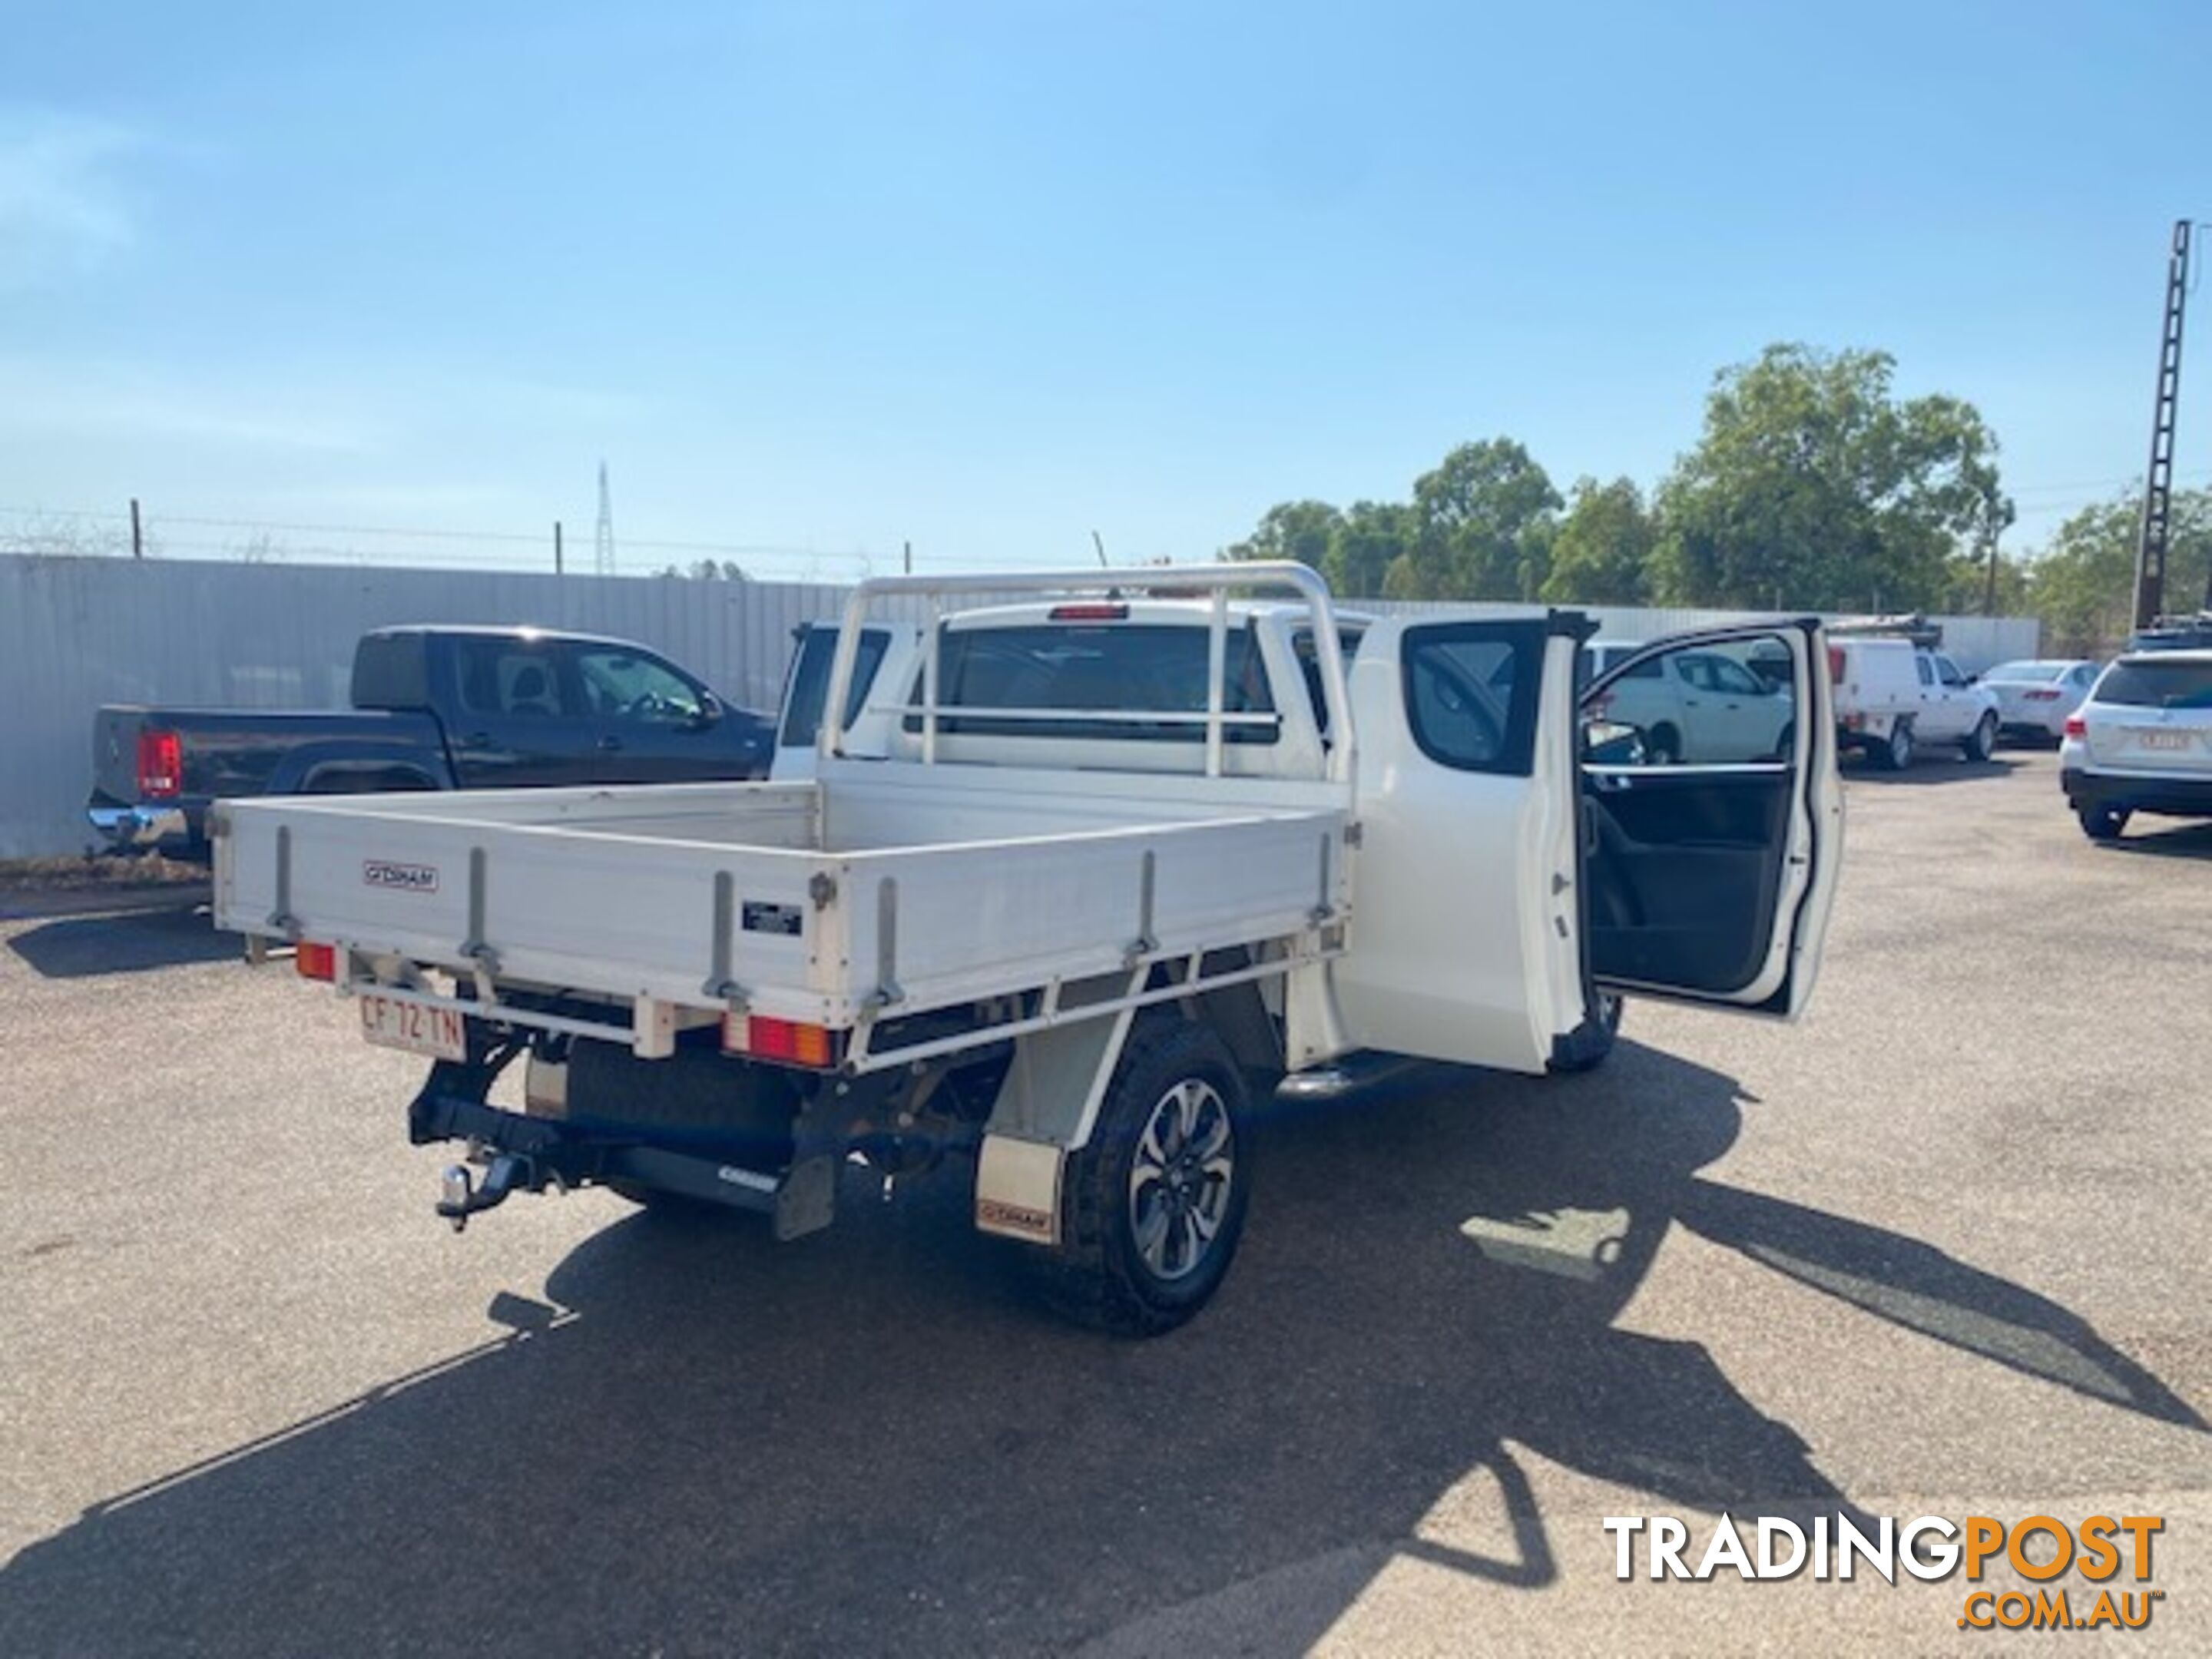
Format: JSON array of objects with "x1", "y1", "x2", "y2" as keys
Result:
[{"x1": 690, "y1": 693, "x2": 723, "y2": 727}]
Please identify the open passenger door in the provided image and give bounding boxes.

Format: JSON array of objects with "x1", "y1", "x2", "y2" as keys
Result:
[{"x1": 1579, "y1": 621, "x2": 1842, "y2": 1017}]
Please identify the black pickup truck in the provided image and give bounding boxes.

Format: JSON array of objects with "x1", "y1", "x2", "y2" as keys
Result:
[{"x1": 87, "y1": 625, "x2": 774, "y2": 859}]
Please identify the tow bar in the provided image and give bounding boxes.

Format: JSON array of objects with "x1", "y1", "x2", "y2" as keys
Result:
[{"x1": 437, "y1": 1153, "x2": 531, "y2": 1232}]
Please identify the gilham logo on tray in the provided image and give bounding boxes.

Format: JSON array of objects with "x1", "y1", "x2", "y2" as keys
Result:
[{"x1": 363, "y1": 859, "x2": 439, "y2": 893}]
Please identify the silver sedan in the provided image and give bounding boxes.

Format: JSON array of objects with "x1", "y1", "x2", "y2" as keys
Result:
[{"x1": 1979, "y1": 658, "x2": 2099, "y2": 744}]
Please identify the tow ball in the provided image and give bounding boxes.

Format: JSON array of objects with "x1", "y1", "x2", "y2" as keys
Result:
[{"x1": 436, "y1": 1153, "x2": 531, "y2": 1232}]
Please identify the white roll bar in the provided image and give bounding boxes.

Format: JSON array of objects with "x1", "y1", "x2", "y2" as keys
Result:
[{"x1": 819, "y1": 561, "x2": 1356, "y2": 785}]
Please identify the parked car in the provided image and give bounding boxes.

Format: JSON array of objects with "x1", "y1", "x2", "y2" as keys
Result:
[
  {"x1": 1584, "y1": 641, "x2": 1794, "y2": 765},
  {"x1": 87, "y1": 626, "x2": 773, "y2": 858},
  {"x1": 211, "y1": 565, "x2": 1843, "y2": 1334},
  {"x1": 1830, "y1": 637, "x2": 1999, "y2": 768},
  {"x1": 1979, "y1": 658, "x2": 2101, "y2": 744},
  {"x1": 2061, "y1": 649, "x2": 2212, "y2": 841},
  {"x1": 2128, "y1": 611, "x2": 2212, "y2": 653}
]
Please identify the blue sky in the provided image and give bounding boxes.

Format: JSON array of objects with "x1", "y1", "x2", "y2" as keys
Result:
[{"x1": 3, "y1": 0, "x2": 2209, "y2": 576}]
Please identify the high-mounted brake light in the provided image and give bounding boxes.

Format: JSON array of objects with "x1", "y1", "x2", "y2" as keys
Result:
[
  {"x1": 2023, "y1": 688, "x2": 2062, "y2": 701},
  {"x1": 1048, "y1": 603, "x2": 1129, "y2": 621},
  {"x1": 722, "y1": 1013, "x2": 839, "y2": 1068},
  {"x1": 2064, "y1": 714, "x2": 2088, "y2": 739},
  {"x1": 295, "y1": 941, "x2": 338, "y2": 981},
  {"x1": 137, "y1": 730, "x2": 183, "y2": 799}
]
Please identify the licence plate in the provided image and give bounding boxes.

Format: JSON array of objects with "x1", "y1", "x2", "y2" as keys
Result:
[
  {"x1": 2133, "y1": 728, "x2": 2194, "y2": 752},
  {"x1": 359, "y1": 992, "x2": 467, "y2": 1061}
]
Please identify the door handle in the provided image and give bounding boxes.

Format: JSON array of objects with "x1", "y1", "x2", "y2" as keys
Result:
[
  {"x1": 462, "y1": 732, "x2": 493, "y2": 747},
  {"x1": 597, "y1": 735, "x2": 624, "y2": 752}
]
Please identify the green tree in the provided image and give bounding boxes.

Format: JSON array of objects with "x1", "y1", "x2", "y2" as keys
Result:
[
  {"x1": 1651, "y1": 344, "x2": 2010, "y2": 611},
  {"x1": 1539, "y1": 476, "x2": 1656, "y2": 604},
  {"x1": 1327, "y1": 499, "x2": 1413, "y2": 598},
  {"x1": 2024, "y1": 488, "x2": 2212, "y2": 656},
  {"x1": 1411, "y1": 438, "x2": 1561, "y2": 600},
  {"x1": 1226, "y1": 499, "x2": 1342, "y2": 573}
]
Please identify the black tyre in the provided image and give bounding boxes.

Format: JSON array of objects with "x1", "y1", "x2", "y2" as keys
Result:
[
  {"x1": 1646, "y1": 724, "x2": 1681, "y2": 767},
  {"x1": 2078, "y1": 804, "x2": 2131, "y2": 843},
  {"x1": 1039, "y1": 1018, "x2": 1250, "y2": 1337},
  {"x1": 1962, "y1": 712, "x2": 1997, "y2": 763},
  {"x1": 1880, "y1": 720, "x2": 1914, "y2": 770},
  {"x1": 1549, "y1": 990, "x2": 1621, "y2": 1075}
]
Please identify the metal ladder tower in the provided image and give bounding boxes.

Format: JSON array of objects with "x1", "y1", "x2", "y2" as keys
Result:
[
  {"x1": 594, "y1": 461, "x2": 616, "y2": 576},
  {"x1": 2134, "y1": 220, "x2": 2190, "y2": 629}
]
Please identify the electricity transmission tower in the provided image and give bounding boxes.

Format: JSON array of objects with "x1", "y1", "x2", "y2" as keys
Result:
[
  {"x1": 594, "y1": 462, "x2": 616, "y2": 576},
  {"x1": 2134, "y1": 221, "x2": 2190, "y2": 629}
]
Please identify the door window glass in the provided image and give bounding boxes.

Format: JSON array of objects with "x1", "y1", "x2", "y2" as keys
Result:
[
  {"x1": 1916, "y1": 656, "x2": 1936, "y2": 687},
  {"x1": 455, "y1": 640, "x2": 571, "y2": 718},
  {"x1": 780, "y1": 627, "x2": 891, "y2": 747},
  {"x1": 1584, "y1": 633, "x2": 1798, "y2": 767},
  {"x1": 575, "y1": 648, "x2": 704, "y2": 724},
  {"x1": 1401, "y1": 624, "x2": 1541, "y2": 775}
]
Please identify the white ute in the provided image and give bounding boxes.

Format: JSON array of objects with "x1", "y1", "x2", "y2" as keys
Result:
[
  {"x1": 1829, "y1": 634, "x2": 2000, "y2": 769},
  {"x1": 214, "y1": 565, "x2": 1843, "y2": 1333}
]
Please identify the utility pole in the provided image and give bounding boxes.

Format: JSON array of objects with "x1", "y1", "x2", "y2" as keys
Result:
[
  {"x1": 594, "y1": 462, "x2": 616, "y2": 576},
  {"x1": 553, "y1": 521, "x2": 565, "y2": 575},
  {"x1": 130, "y1": 498, "x2": 143, "y2": 559},
  {"x1": 2134, "y1": 220, "x2": 2190, "y2": 631},
  {"x1": 1091, "y1": 529, "x2": 1108, "y2": 568}
]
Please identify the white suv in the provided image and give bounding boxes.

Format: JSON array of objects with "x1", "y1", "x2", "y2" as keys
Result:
[{"x1": 2061, "y1": 650, "x2": 2212, "y2": 840}]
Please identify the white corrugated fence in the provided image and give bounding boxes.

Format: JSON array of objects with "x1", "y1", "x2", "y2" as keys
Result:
[{"x1": 0, "y1": 554, "x2": 2039, "y2": 859}]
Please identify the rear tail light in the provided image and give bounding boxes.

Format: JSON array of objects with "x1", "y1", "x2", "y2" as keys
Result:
[
  {"x1": 295, "y1": 941, "x2": 338, "y2": 981},
  {"x1": 1826, "y1": 645, "x2": 1845, "y2": 684},
  {"x1": 2063, "y1": 714, "x2": 2088, "y2": 739},
  {"x1": 722, "y1": 1013, "x2": 839, "y2": 1068},
  {"x1": 1047, "y1": 603, "x2": 1129, "y2": 621},
  {"x1": 137, "y1": 730, "x2": 183, "y2": 799}
]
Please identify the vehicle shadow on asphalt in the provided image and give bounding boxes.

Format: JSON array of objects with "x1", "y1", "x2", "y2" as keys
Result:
[
  {"x1": 1840, "y1": 756, "x2": 2025, "y2": 786},
  {"x1": 2, "y1": 1043, "x2": 2198, "y2": 1657},
  {"x1": 2106, "y1": 821, "x2": 2212, "y2": 860},
  {"x1": 5, "y1": 905, "x2": 235, "y2": 979}
]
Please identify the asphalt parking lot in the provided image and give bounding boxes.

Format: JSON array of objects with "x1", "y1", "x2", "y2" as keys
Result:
[{"x1": 2, "y1": 749, "x2": 2208, "y2": 1656}]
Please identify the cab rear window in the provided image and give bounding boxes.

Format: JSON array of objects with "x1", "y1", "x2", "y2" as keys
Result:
[{"x1": 906, "y1": 624, "x2": 1279, "y2": 744}]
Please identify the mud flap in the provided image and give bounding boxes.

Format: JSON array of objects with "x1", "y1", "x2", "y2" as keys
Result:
[{"x1": 975, "y1": 1134, "x2": 1065, "y2": 1246}]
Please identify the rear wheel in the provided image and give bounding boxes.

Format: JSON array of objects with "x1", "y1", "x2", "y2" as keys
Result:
[
  {"x1": 1962, "y1": 712, "x2": 1997, "y2": 763},
  {"x1": 1880, "y1": 719, "x2": 1915, "y2": 770},
  {"x1": 2078, "y1": 804, "x2": 2131, "y2": 842},
  {"x1": 1038, "y1": 1018, "x2": 1250, "y2": 1337}
]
